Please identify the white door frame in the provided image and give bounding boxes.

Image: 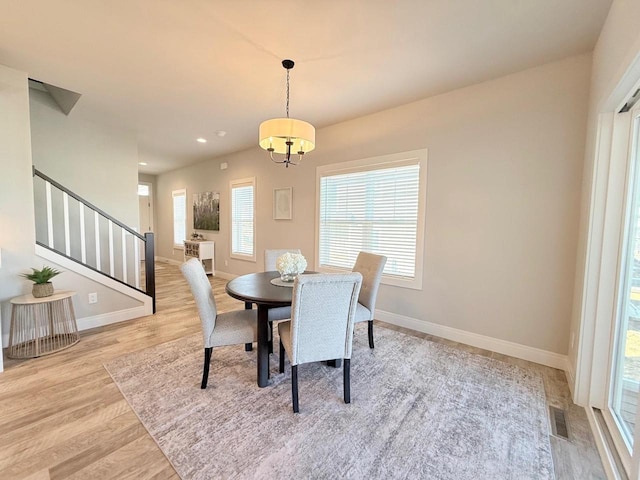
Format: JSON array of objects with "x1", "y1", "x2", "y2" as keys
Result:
[
  {"x1": 575, "y1": 49, "x2": 640, "y2": 406},
  {"x1": 575, "y1": 55, "x2": 640, "y2": 479},
  {"x1": 138, "y1": 181, "x2": 154, "y2": 233},
  {"x1": 138, "y1": 181, "x2": 154, "y2": 263}
]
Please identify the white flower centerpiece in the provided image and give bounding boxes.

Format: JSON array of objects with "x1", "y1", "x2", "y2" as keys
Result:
[{"x1": 276, "y1": 252, "x2": 307, "y2": 282}]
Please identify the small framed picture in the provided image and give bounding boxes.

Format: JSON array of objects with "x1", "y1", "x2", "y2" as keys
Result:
[{"x1": 273, "y1": 187, "x2": 292, "y2": 220}]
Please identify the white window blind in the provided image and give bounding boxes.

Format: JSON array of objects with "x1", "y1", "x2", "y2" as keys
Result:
[
  {"x1": 231, "y1": 179, "x2": 255, "y2": 258},
  {"x1": 319, "y1": 162, "x2": 421, "y2": 281},
  {"x1": 172, "y1": 189, "x2": 186, "y2": 247}
]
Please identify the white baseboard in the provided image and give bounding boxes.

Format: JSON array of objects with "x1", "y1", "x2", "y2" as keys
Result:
[
  {"x1": 156, "y1": 257, "x2": 237, "y2": 280},
  {"x1": 21, "y1": 253, "x2": 570, "y2": 372},
  {"x1": 214, "y1": 271, "x2": 236, "y2": 280},
  {"x1": 0, "y1": 246, "x2": 154, "y2": 349},
  {"x1": 156, "y1": 256, "x2": 182, "y2": 266},
  {"x1": 2, "y1": 305, "x2": 149, "y2": 347},
  {"x1": 376, "y1": 309, "x2": 569, "y2": 371},
  {"x1": 76, "y1": 305, "x2": 149, "y2": 332}
]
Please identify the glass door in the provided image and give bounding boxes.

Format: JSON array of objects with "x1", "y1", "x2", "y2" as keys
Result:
[{"x1": 605, "y1": 107, "x2": 640, "y2": 475}]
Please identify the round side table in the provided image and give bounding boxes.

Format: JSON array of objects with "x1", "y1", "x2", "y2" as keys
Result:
[{"x1": 9, "y1": 290, "x2": 80, "y2": 358}]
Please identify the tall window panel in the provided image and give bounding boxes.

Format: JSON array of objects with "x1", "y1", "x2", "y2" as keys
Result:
[
  {"x1": 317, "y1": 150, "x2": 426, "y2": 289},
  {"x1": 231, "y1": 177, "x2": 256, "y2": 260},
  {"x1": 172, "y1": 189, "x2": 186, "y2": 248}
]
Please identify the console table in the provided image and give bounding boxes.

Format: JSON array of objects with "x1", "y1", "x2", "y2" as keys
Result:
[
  {"x1": 8, "y1": 290, "x2": 79, "y2": 358},
  {"x1": 184, "y1": 240, "x2": 215, "y2": 275}
]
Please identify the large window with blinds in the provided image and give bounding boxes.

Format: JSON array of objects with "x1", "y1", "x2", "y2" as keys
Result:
[
  {"x1": 316, "y1": 150, "x2": 426, "y2": 289},
  {"x1": 230, "y1": 177, "x2": 256, "y2": 261},
  {"x1": 172, "y1": 188, "x2": 186, "y2": 248}
]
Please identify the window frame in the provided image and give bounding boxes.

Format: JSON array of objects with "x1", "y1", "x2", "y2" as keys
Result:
[
  {"x1": 314, "y1": 149, "x2": 427, "y2": 290},
  {"x1": 230, "y1": 177, "x2": 256, "y2": 262},
  {"x1": 172, "y1": 188, "x2": 187, "y2": 249}
]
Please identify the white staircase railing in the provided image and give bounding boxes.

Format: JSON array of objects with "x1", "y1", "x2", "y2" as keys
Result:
[{"x1": 32, "y1": 168, "x2": 156, "y2": 312}]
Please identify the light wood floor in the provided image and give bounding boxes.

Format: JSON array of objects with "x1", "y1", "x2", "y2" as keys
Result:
[{"x1": 0, "y1": 262, "x2": 604, "y2": 479}]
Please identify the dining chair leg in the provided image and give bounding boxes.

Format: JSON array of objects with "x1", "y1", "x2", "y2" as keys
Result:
[
  {"x1": 201, "y1": 347, "x2": 213, "y2": 389},
  {"x1": 268, "y1": 322, "x2": 274, "y2": 354},
  {"x1": 279, "y1": 339, "x2": 285, "y2": 373},
  {"x1": 344, "y1": 358, "x2": 351, "y2": 404},
  {"x1": 292, "y1": 365, "x2": 299, "y2": 413},
  {"x1": 368, "y1": 320, "x2": 375, "y2": 349}
]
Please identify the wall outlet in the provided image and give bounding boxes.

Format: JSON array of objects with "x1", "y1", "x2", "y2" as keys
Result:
[
  {"x1": 225, "y1": 260, "x2": 228, "y2": 266},
  {"x1": 88, "y1": 292, "x2": 98, "y2": 304}
]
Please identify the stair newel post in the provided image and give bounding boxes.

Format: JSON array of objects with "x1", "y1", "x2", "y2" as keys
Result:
[{"x1": 144, "y1": 232, "x2": 156, "y2": 313}]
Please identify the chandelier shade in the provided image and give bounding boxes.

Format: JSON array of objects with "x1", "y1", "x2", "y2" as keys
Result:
[{"x1": 259, "y1": 118, "x2": 315, "y2": 155}]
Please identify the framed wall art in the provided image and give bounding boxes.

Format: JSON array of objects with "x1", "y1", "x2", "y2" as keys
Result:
[
  {"x1": 193, "y1": 191, "x2": 220, "y2": 231},
  {"x1": 273, "y1": 187, "x2": 292, "y2": 220}
]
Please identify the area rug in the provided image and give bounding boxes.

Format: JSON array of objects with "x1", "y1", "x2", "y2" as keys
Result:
[{"x1": 104, "y1": 325, "x2": 554, "y2": 479}]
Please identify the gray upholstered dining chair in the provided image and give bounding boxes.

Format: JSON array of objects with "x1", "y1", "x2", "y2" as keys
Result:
[
  {"x1": 352, "y1": 252, "x2": 387, "y2": 349},
  {"x1": 278, "y1": 272, "x2": 362, "y2": 413},
  {"x1": 181, "y1": 258, "x2": 257, "y2": 389},
  {"x1": 264, "y1": 248, "x2": 301, "y2": 272}
]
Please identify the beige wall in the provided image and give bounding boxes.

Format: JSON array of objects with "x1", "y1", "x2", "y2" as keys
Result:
[
  {"x1": 27, "y1": 86, "x2": 141, "y2": 317},
  {"x1": 30, "y1": 89, "x2": 139, "y2": 227},
  {"x1": 0, "y1": 64, "x2": 35, "y2": 355},
  {"x1": 570, "y1": 0, "x2": 640, "y2": 400},
  {"x1": 157, "y1": 54, "x2": 591, "y2": 355},
  {"x1": 0, "y1": 65, "x2": 142, "y2": 347}
]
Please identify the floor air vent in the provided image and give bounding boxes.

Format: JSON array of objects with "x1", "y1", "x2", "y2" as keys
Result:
[{"x1": 549, "y1": 406, "x2": 569, "y2": 439}]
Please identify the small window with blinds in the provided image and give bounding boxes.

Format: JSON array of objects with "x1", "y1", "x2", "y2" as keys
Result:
[
  {"x1": 316, "y1": 150, "x2": 426, "y2": 290},
  {"x1": 230, "y1": 177, "x2": 256, "y2": 261},
  {"x1": 172, "y1": 188, "x2": 186, "y2": 248}
]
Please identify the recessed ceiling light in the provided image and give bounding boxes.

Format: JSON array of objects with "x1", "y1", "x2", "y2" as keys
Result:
[
  {"x1": 138, "y1": 162, "x2": 147, "y2": 166},
  {"x1": 216, "y1": 130, "x2": 227, "y2": 137},
  {"x1": 197, "y1": 137, "x2": 207, "y2": 143}
]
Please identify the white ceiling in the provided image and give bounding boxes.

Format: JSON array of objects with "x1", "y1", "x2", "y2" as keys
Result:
[{"x1": 0, "y1": 0, "x2": 612, "y2": 174}]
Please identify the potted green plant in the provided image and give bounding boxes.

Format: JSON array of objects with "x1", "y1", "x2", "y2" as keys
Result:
[{"x1": 21, "y1": 266, "x2": 62, "y2": 298}]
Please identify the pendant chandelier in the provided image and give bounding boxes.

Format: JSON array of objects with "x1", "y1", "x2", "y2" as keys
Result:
[{"x1": 259, "y1": 59, "x2": 315, "y2": 167}]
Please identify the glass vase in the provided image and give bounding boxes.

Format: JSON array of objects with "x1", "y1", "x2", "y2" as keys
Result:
[{"x1": 280, "y1": 272, "x2": 298, "y2": 282}]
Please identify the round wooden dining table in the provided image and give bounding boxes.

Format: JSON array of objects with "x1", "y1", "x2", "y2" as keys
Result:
[{"x1": 225, "y1": 271, "x2": 296, "y2": 387}]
